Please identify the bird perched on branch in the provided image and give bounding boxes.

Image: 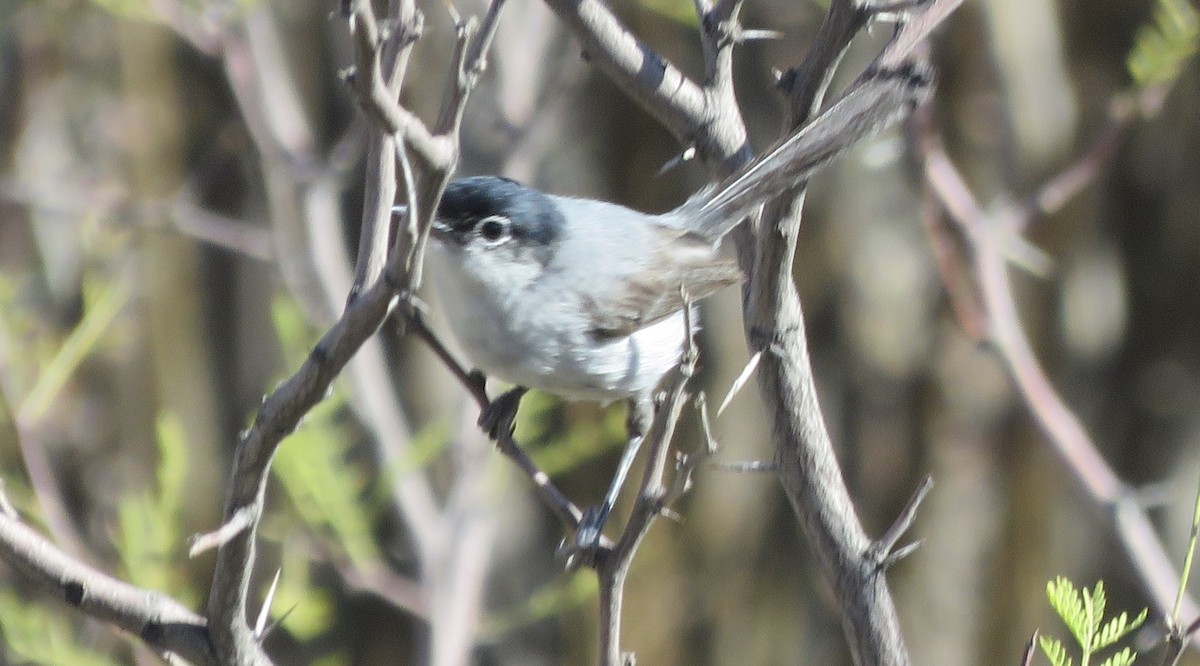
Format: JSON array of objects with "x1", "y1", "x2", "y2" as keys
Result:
[{"x1": 422, "y1": 65, "x2": 931, "y2": 549}]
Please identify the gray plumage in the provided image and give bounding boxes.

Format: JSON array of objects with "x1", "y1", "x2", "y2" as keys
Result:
[{"x1": 426, "y1": 65, "x2": 931, "y2": 400}]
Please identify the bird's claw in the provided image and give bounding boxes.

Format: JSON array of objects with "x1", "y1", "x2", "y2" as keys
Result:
[
  {"x1": 478, "y1": 386, "x2": 526, "y2": 439},
  {"x1": 557, "y1": 505, "x2": 610, "y2": 569}
]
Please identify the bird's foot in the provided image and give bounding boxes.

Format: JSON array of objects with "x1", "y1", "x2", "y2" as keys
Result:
[{"x1": 479, "y1": 386, "x2": 527, "y2": 439}]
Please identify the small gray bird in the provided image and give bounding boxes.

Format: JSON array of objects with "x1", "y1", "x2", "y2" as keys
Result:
[{"x1": 423, "y1": 66, "x2": 929, "y2": 546}]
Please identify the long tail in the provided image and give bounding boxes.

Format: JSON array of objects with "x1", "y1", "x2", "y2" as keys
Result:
[{"x1": 678, "y1": 64, "x2": 933, "y2": 241}]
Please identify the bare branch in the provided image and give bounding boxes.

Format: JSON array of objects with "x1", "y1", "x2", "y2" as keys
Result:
[
  {"x1": 0, "y1": 510, "x2": 214, "y2": 665},
  {"x1": 594, "y1": 301, "x2": 700, "y2": 665},
  {"x1": 205, "y1": 2, "x2": 509, "y2": 662},
  {"x1": 411, "y1": 316, "x2": 585, "y2": 529},
  {"x1": 538, "y1": 0, "x2": 734, "y2": 164},
  {"x1": 868, "y1": 475, "x2": 934, "y2": 569},
  {"x1": 188, "y1": 505, "x2": 254, "y2": 557},
  {"x1": 744, "y1": 3, "x2": 960, "y2": 664},
  {"x1": 914, "y1": 88, "x2": 1200, "y2": 625},
  {"x1": 546, "y1": 0, "x2": 960, "y2": 663}
]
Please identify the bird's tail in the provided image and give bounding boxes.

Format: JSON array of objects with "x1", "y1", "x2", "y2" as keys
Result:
[{"x1": 680, "y1": 64, "x2": 933, "y2": 241}]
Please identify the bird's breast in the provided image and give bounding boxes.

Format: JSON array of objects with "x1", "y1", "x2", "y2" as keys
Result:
[{"x1": 429, "y1": 254, "x2": 685, "y2": 400}]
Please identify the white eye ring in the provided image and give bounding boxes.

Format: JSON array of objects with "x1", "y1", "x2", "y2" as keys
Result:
[{"x1": 477, "y1": 215, "x2": 511, "y2": 243}]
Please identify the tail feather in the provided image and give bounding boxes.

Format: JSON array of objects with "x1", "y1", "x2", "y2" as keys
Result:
[{"x1": 680, "y1": 65, "x2": 933, "y2": 241}]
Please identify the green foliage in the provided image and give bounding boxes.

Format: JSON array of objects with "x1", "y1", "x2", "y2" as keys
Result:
[
  {"x1": 89, "y1": 0, "x2": 261, "y2": 20},
  {"x1": 635, "y1": 0, "x2": 699, "y2": 27},
  {"x1": 271, "y1": 395, "x2": 382, "y2": 570},
  {"x1": 115, "y1": 412, "x2": 197, "y2": 605},
  {"x1": 269, "y1": 297, "x2": 382, "y2": 568},
  {"x1": 272, "y1": 546, "x2": 337, "y2": 641},
  {"x1": 1039, "y1": 577, "x2": 1147, "y2": 666},
  {"x1": 0, "y1": 591, "x2": 121, "y2": 666},
  {"x1": 519, "y1": 390, "x2": 629, "y2": 478},
  {"x1": 371, "y1": 419, "x2": 451, "y2": 501},
  {"x1": 88, "y1": 0, "x2": 154, "y2": 20},
  {"x1": 482, "y1": 569, "x2": 598, "y2": 639},
  {"x1": 7, "y1": 277, "x2": 130, "y2": 425},
  {"x1": 1127, "y1": 0, "x2": 1199, "y2": 87},
  {"x1": 266, "y1": 297, "x2": 383, "y2": 638}
]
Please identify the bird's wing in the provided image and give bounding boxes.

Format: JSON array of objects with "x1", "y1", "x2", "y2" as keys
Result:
[{"x1": 581, "y1": 226, "x2": 742, "y2": 339}]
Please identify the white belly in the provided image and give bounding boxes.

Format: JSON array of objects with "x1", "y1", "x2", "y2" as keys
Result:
[{"x1": 428, "y1": 251, "x2": 686, "y2": 400}]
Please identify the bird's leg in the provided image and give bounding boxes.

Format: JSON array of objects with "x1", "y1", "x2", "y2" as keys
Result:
[
  {"x1": 573, "y1": 396, "x2": 654, "y2": 552},
  {"x1": 478, "y1": 385, "x2": 528, "y2": 439}
]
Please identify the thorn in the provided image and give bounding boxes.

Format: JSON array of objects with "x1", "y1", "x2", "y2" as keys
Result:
[
  {"x1": 694, "y1": 393, "x2": 719, "y2": 456},
  {"x1": 664, "y1": 452, "x2": 698, "y2": 505},
  {"x1": 869, "y1": 475, "x2": 933, "y2": 568},
  {"x1": 708, "y1": 460, "x2": 777, "y2": 473},
  {"x1": 1021, "y1": 629, "x2": 1039, "y2": 666},
  {"x1": 717, "y1": 350, "x2": 761, "y2": 416},
  {"x1": 657, "y1": 146, "x2": 698, "y2": 176},
  {"x1": 1002, "y1": 232, "x2": 1054, "y2": 278},
  {"x1": 441, "y1": 0, "x2": 463, "y2": 27},
  {"x1": 735, "y1": 28, "x2": 784, "y2": 43},
  {"x1": 880, "y1": 540, "x2": 922, "y2": 569},
  {"x1": 659, "y1": 506, "x2": 684, "y2": 523},
  {"x1": 255, "y1": 569, "x2": 282, "y2": 638},
  {"x1": 188, "y1": 506, "x2": 256, "y2": 557}
]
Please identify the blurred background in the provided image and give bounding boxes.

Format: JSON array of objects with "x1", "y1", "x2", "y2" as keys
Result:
[{"x1": 0, "y1": 0, "x2": 1198, "y2": 664}]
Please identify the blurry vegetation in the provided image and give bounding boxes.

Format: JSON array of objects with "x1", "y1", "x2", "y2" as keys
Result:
[
  {"x1": 1039, "y1": 578, "x2": 1147, "y2": 666},
  {"x1": 0, "y1": 0, "x2": 1198, "y2": 663},
  {"x1": 1127, "y1": 0, "x2": 1198, "y2": 88}
]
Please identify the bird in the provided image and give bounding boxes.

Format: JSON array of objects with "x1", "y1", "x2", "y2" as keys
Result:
[{"x1": 421, "y1": 65, "x2": 930, "y2": 549}]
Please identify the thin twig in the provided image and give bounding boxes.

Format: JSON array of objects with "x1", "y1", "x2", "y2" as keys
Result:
[
  {"x1": 204, "y1": 2, "x2": 508, "y2": 662},
  {"x1": 914, "y1": 87, "x2": 1200, "y2": 626}
]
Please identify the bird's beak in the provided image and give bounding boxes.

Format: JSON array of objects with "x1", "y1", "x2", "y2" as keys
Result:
[
  {"x1": 392, "y1": 205, "x2": 454, "y2": 245},
  {"x1": 429, "y1": 219, "x2": 453, "y2": 244}
]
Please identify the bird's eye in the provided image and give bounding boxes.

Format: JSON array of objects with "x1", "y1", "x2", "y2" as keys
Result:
[{"x1": 478, "y1": 215, "x2": 511, "y2": 242}]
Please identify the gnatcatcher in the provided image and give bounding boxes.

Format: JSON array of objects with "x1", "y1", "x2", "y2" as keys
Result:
[{"x1": 420, "y1": 66, "x2": 930, "y2": 549}]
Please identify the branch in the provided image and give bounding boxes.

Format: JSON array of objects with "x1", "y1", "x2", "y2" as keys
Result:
[
  {"x1": 545, "y1": 0, "x2": 959, "y2": 662},
  {"x1": 0, "y1": 509, "x2": 214, "y2": 665},
  {"x1": 913, "y1": 95, "x2": 1200, "y2": 627},
  {"x1": 539, "y1": 0, "x2": 747, "y2": 169},
  {"x1": 743, "y1": 3, "x2": 957, "y2": 665},
  {"x1": 204, "y1": 2, "x2": 509, "y2": 662},
  {"x1": 346, "y1": 0, "x2": 423, "y2": 299},
  {"x1": 411, "y1": 317, "x2": 585, "y2": 528},
  {"x1": 594, "y1": 305, "x2": 700, "y2": 666}
]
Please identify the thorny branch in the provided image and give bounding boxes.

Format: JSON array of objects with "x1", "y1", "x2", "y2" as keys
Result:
[
  {"x1": 913, "y1": 81, "x2": 1200, "y2": 639},
  {"x1": 537, "y1": 0, "x2": 961, "y2": 663},
  {"x1": 0, "y1": 504, "x2": 214, "y2": 665},
  {"x1": 202, "y1": 2, "x2": 508, "y2": 663}
]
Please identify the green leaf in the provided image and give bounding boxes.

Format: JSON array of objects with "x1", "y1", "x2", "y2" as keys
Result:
[
  {"x1": 1039, "y1": 635, "x2": 1073, "y2": 666},
  {"x1": 482, "y1": 569, "x2": 598, "y2": 638},
  {"x1": 271, "y1": 395, "x2": 382, "y2": 570},
  {"x1": 89, "y1": 0, "x2": 154, "y2": 19},
  {"x1": 0, "y1": 591, "x2": 122, "y2": 666},
  {"x1": 527, "y1": 396, "x2": 628, "y2": 477},
  {"x1": 1127, "y1": 0, "x2": 1199, "y2": 87},
  {"x1": 115, "y1": 410, "x2": 195, "y2": 605},
  {"x1": 18, "y1": 277, "x2": 130, "y2": 424},
  {"x1": 269, "y1": 296, "x2": 381, "y2": 570},
  {"x1": 1093, "y1": 608, "x2": 1148, "y2": 651},
  {"x1": 154, "y1": 413, "x2": 189, "y2": 517},
  {"x1": 1047, "y1": 577, "x2": 1089, "y2": 649},
  {"x1": 1098, "y1": 647, "x2": 1137, "y2": 666},
  {"x1": 1083, "y1": 580, "x2": 1108, "y2": 647},
  {"x1": 272, "y1": 546, "x2": 336, "y2": 640},
  {"x1": 1043, "y1": 577, "x2": 1147, "y2": 666}
]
